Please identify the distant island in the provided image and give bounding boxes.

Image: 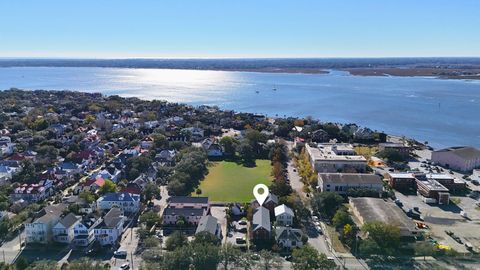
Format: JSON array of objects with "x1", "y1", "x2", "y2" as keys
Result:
[{"x1": 1, "y1": 57, "x2": 480, "y2": 79}]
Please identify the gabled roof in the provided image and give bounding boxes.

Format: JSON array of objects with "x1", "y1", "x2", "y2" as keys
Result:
[
  {"x1": 252, "y1": 207, "x2": 271, "y2": 232},
  {"x1": 98, "y1": 208, "x2": 124, "y2": 228},
  {"x1": 99, "y1": 192, "x2": 140, "y2": 202},
  {"x1": 195, "y1": 215, "x2": 219, "y2": 235},
  {"x1": 274, "y1": 204, "x2": 294, "y2": 217},
  {"x1": 275, "y1": 226, "x2": 303, "y2": 242},
  {"x1": 163, "y1": 207, "x2": 205, "y2": 217},
  {"x1": 58, "y1": 213, "x2": 81, "y2": 228}
]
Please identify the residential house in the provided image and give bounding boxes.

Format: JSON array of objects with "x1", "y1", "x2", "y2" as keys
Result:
[
  {"x1": 73, "y1": 216, "x2": 101, "y2": 247},
  {"x1": 74, "y1": 178, "x2": 106, "y2": 194},
  {"x1": 274, "y1": 204, "x2": 294, "y2": 226},
  {"x1": 163, "y1": 207, "x2": 206, "y2": 226},
  {"x1": 251, "y1": 194, "x2": 278, "y2": 215},
  {"x1": 195, "y1": 215, "x2": 222, "y2": 239},
  {"x1": 252, "y1": 207, "x2": 271, "y2": 240},
  {"x1": 25, "y1": 204, "x2": 66, "y2": 244},
  {"x1": 201, "y1": 138, "x2": 223, "y2": 157},
  {"x1": 0, "y1": 142, "x2": 15, "y2": 156},
  {"x1": 10, "y1": 180, "x2": 53, "y2": 203},
  {"x1": 432, "y1": 146, "x2": 480, "y2": 172},
  {"x1": 0, "y1": 165, "x2": 14, "y2": 183},
  {"x1": 97, "y1": 192, "x2": 141, "y2": 214},
  {"x1": 275, "y1": 226, "x2": 304, "y2": 250},
  {"x1": 155, "y1": 150, "x2": 176, "y2": 166},
  {"x1": 52, "y1": 213, "x2": 81, "y2": 244},
  {"x1": 94, "y1": 208, "x2": 126, "y2": 246}
]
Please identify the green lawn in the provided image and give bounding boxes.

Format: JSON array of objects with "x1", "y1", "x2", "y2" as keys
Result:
[{"x1": 193, "y1": 160, "x2": 273, "y2": 202}]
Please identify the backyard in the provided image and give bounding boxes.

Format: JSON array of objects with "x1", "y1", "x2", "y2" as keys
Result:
[{"x1": 193, "y1": 160, "x2": 273, "y2": 202}]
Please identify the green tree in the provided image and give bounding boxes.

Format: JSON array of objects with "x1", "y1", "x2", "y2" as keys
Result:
[
  {"x1": 415, "y1": 241, "x2": 438, "y2": 260},
  {"x1": 98, "y1": 180, "x2": 117, "y2": 195},
  {"x1": 332, "y1": 207, "x2": 353, "y2": 229},
  {"x1": 310, "y1": 192, "x2": 344, "y2": 220},
  {"x1": 360, "y1": 221, "x2": 401, "y2": 256},
  {"x1": 292, "y1": 245, "x2": 336, "y2": 270},
  {"x1": 219, "y1": 136, "x2": 237, "y2": 156},
  {"x1": 218, "y1": 243, "x2": 241, "y2": 270},
  {"x1": 237, "y1": 142, "x2": 254, "y2": 165},
  {"x1": 139, "y1": 211, "x2": 161, "y2": 228},
  {"x1": 144, "y1": 182, "x2": 160, "y2": 201},
  {"x1": 193, "y1": 231, "x2": 220, "y2": 246},
  {"x1": 78, "y1": 190, "x2": 96, "y2": 203},
  {"x1": 165, "y1": 231, "x2": 188, "y2": 251},
  {"x1": 144, "y1": 236, "x2": 160, "y2": 248},
  {"x1": 257, "y1": 250, "x2": 282, "y2": 270}
]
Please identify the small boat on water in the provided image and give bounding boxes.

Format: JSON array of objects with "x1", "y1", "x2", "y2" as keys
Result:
[
  {"x1": 273, "y1": 84, "x2": 277, "y2": 91},
  {"x1": 255, "y1": 90, "x2": 260, "y2": 94}
]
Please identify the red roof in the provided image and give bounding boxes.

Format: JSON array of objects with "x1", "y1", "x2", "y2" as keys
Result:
[{"x1": 122, "y1": 186, "x2": 142, "y2": 195}]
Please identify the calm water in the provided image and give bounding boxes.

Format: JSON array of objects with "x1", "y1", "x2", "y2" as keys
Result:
[{"x1": 0, "y1": 67, "x2": 479, "y2": 148}]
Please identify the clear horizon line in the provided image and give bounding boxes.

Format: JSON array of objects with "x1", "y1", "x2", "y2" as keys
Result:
[{"x1": 1, "y1": 56, "x2": 480, "y2": 60}]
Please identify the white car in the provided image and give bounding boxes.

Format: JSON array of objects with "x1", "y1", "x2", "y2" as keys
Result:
[
  {"x1": 315, "y1": 225, "x2": 323, "y2": 234},
  {"x1": 119, "y1": 263, "x2": 130, "y2": 270}
]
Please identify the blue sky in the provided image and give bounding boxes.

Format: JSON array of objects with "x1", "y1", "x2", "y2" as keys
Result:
[{"x1": 1, "y1": 0, "x2": 479, "y2": 58}]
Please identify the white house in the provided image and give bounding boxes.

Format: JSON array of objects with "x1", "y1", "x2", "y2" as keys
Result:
[
  {"x1": 52, "y1": 213, "x2": 81, "y2": 244},
  {"x1": 274, "y1": 204, "x2": 294, "y2": 226},
  {"x1": 96, "y1": 192, "x2": 141, "y2": 213},
  {"x1": 94, "y1": 208, "x2": 126, "y2": 246},
  {"x1": 73, "y1": 217, "x2": 101, "y2": 247},
  {"x1": 25, "y1": 204, "x2": 66, "y2": 244},
  {"x1": 162, "y1": 207, "x2": 205, "y2": 226}
]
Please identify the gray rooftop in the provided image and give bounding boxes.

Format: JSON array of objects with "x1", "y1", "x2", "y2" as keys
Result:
[
  {"x1": 350, "y1": 197, "x2": 417, "y2": 236},
  {"x1": 58, "y1": 213, "x2": 81, "y2": 228},
  {"x1": 275, "y1": 226, "x2": 303, "y2": 242},
  {"x1": 252, "y1": 206, "x2": 271, "y2": 232},
  {"x1": 195, "y1": 215, "x2": 218, "y2": 235}
]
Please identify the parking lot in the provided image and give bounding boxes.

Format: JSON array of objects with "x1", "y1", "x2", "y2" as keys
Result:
[
  {"x1": 226, "y1": 219, "x2": 248, "y2": 249},
  {"x1": 395, "y1": 191, "x2": 480, "y2": 253}
]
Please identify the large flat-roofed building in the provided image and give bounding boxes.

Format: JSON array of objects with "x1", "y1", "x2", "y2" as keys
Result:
[
  {"x1": 349, "y1": 197, "x2": 419, "y2": 238},
  {"x1": 317, "y1": 173, "x2": 384, "y2": 194},
  {"x1": 306, "y1": 143, "x2": 367, "y2": 173},
  {"x1": 432, "y1": 146, "x2": 480, "y2": 172}
]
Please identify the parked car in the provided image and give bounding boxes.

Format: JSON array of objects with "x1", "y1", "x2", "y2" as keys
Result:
[
  {"x1": 315, "y1": 225, "x2": 323, "y2": 234},
  {"x1": 114, "y1": 250, "x2": 127, "y2": 257},
  {"x1": 236, "y1": 237, "x2": 246, "y2": 244},
  {"x1": 119, "y1": 263, "x2": 130, "y2": 270},
  {"x1": 238, "y1": 220, "x2": 247, "y2": 225}
]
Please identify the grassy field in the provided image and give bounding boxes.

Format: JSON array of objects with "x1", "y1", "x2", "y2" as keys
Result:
[{"x1": 193, "y1": 160, "x2": 273, "y2": 202}]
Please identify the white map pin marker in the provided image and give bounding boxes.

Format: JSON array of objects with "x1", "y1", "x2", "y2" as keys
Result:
[{"x1": 253, "y1": 184, "x2": 269, "y2": 206}]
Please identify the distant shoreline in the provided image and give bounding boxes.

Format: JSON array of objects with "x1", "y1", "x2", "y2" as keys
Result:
[
  {"x1": 1, "y1": 57, "x2": 480, "y2": 80},
  {"x1": 2, "y1": 65, "x2": 479, "y2": 80}
]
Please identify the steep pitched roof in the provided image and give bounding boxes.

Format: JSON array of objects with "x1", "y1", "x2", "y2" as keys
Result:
[
  {"x1": 195, "y1": 215, "x2": 219, "y2": 235},
  {"x1": 169, "y1": 196, "x2": 209, "y2": 204},
  {"x1": 275, "y1": 226, "x2": 303, "y2": 242},
  {"x1": 99, "y1": 208, "x2": 124, "y2": 228},
  {"x1": 274, "y1": 204, "x2": 294, "y2": 217},
  {"x1": 58, "y1": 213, "x2": 81, "y2": 228},
  {"x1": 252, "y1": 206, "x2": 271, "y2": 232}
]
